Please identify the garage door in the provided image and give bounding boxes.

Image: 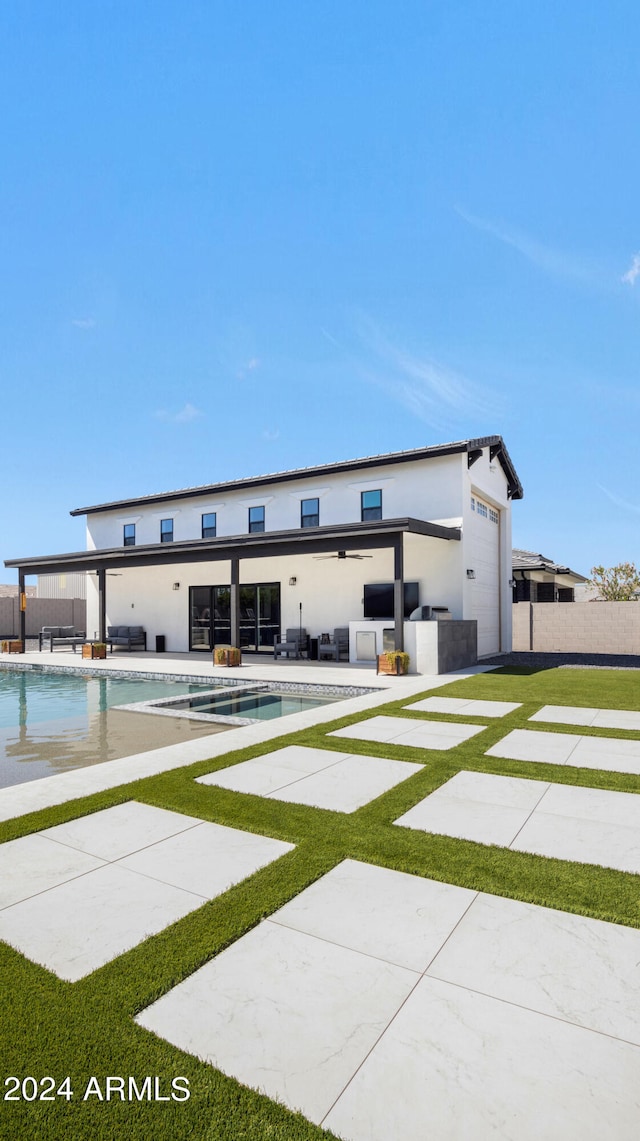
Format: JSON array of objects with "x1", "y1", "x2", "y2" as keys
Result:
[{"x1": 469, "y1": 496, "x2": 500, "y2": 657}]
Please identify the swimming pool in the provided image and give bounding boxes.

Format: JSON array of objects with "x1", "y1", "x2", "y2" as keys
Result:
[
  {"x1": 145, "y1": 687, "x2": 342, "y2": 722},
  {"x1": 0, "y1": 670, "x2": 227, "y2": 790}
]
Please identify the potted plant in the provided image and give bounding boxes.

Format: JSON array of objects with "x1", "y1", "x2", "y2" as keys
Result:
[
  {"x1": 376, "y1": 651, "x2": 410, "y2": 676},
  {"x1": 82, "y1": 642, "x2": 107, "y2": 660},
  {"x1": 213, "y1": 645, "x2": 242, "y2": 667},
  {"x1": 1, "y1": 639, "x2": 23, "y2": 654}
]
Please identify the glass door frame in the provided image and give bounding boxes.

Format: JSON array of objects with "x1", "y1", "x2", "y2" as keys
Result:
[{"x1": 189, "y1": 582, "x2": 281, "y2": 654}]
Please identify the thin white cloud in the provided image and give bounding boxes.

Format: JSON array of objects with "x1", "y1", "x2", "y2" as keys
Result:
[
  {"x1": 455, "y1": 206, "x2": 595, "y2": 283},
  {"x1": 597, "y1": 483, "x2": 640, "y2": 515},
  {"x1": 72, "y1": 317, "x2": 96, "y2": 329},
  {"x1": 320, "y1": 327, "x2": 341, "y2": 348},
  {"x1": 155, "y1": 403, "x2": 204, "y2": 424},
  {"x1": 621, "y1": 253, "x2": 640, "y2": 286},
  {"x1": 236, "y1": 357, "x2": 260, "y2": 380},
  {"x1": 354, "y1": 313, "x2": 500, "y2": 432}
]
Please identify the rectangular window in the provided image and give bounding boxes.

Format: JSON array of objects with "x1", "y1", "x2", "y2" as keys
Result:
[
  {"x1": 361, "y1": 489, "x2": 382, "y2": 522},
  {"x1": 160, "y1": 518, "x2": 174, "y2": 543},
  {"x1": 202, "y1": 512, "x2": 217, "y2": 539},
  {"x1": 470, "y1": 496, "x2": 476, "y2": 511},
  {"x1": 248, "y1": 506, "x2": 265, "y2": 533},
  {"x1": 476, "y1": 501, "x2": 488, "y2": 518},
  {"x1": 489, "y1": 507, "x2": 499, "y2": 524},
  {"x1": 301, "y1": 498, "x2": 319, "y2": 527},
  {"x1": 123, "y1": 524, "x2": 135, "y2": 547}
]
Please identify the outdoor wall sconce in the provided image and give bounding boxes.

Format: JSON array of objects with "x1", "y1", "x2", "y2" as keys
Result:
[
  {"x1": 466, "y1": 569, "x2": 476, "y2": 579},
  {"x1": 508, "y1": 578, "x2": 516, "y2": 588},
  {"x1": 172, "y1": 582, "x2": 181, "y2": 590},
  {"x1": 288, "y1": 576, "x2": 297, "y2": 586}
]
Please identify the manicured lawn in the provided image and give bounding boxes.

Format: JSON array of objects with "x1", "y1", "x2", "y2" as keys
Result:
[{"x1": 2, "y1": 667, "x2": 640, "y2": 1140}]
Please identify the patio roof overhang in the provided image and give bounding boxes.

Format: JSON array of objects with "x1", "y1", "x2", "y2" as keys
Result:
[
  {"x1": 6, "y1": 518, "x2": 459, "y2": 654},
  {"x1": 4, "y1": 516, "x2": 460, "y2": 576}
]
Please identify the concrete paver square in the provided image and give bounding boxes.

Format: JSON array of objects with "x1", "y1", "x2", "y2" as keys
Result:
[
  {"x1": 0, "y1": 833, "x2": 104, "y2": 910},
  {"x1": 0, "y1": 863, "x2": 205, "y2": 981},
  {"x1": 487, "y1": 729, "x2": 640, "y2": 775},
  {"x1": 252, "y1": 745, "x2": 344, "y2": 773},
  {"x1": 271, "y1": 860, "x2": 476, "y2": 971},
  {"x1": 331, "y1": 716, "x2": 485, "y2": 751},
  {"x1": 198, "y1": 760, "x2": 315, "y2": 796},
  {"x1": 197, "y1": 745, "x2": 345, "y2": 795},
  {"x1": 424, "y1": 770, "x2": 549, "y2": 811},
  {"x1": 428, "y1": 892, "x2": 640, "y2": 1045},
  {"x1": 405, "y1": 697, "x2": 521, "y2": 717},
  {"x1": 511, "y1": 812, "x2": 640, "y2": 875},
  {"x1": 530, "y1": 705, "x2": 599, "y2": 726},
  {"x1": 266, "y1": 754, "x2": 423, "y2": 812},
  {"x1": 530, "y1": 706, "x2": 640, "y2": 732},
  {"x1": 394, "y1": 771, "x2": 549, "y2": 846},
  {"x1": 136, "y1": 919, "x2": 418, "y2": 1124},
  {"x1": 395, "y1": 794, "x2": 529, "y2": 846},
  {"x1": 485, "y1": 728, "x2": 581, "y2": 765},
  {"x1": 540, "y1": 783, "x2": 640, "y2": 829},
  {"x1": 118, "y1": 822, "x2": 294, "y2": 897},
  {"x1": 40, "y1": 801, "x2": 204, "y2": 861},
  {"x1": 324, "y1": 975, "x2": 640, "y2": 1141},
  {"x1": 330, "y1": 716, "x2": 415, "y2": 743},
  {"x1": 571, "y1": 736, "x2": 640, "y2": 775}
]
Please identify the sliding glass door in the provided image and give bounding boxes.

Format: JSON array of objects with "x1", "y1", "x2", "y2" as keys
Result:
[{"x1": 189, "y1": 583, "x2": 280, "y2": 653}]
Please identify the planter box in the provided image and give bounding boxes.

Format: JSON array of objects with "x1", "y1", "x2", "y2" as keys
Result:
[
  {"x1": 377, "y1": 652, "x2": 410, "y2": 676},
  {"x1": 213, "y1": 646, "x2": 242, "y2": 667},
  {"x1": 1, "y1": 640, "x2": 23, "y2": 654},
  {"x1": 82, "y1": 643, "x2": 107, "y2": 660}
]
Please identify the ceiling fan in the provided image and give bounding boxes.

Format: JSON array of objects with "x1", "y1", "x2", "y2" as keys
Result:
[{"x1": 314, "y1": 550, "x2": 373, "y2": 561}]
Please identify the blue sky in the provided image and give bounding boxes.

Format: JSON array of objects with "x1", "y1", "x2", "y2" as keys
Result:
[{"x1": 2, "y1": 0, "x2": 639, "y2": 581}]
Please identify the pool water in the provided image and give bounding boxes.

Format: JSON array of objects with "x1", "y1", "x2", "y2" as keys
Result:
[
  {"x1": 164, "y1": 688, "x2": 339, "y2": 720},
  {"x1": 0, "y1": 670, "x2": 228, "y2": 790}
]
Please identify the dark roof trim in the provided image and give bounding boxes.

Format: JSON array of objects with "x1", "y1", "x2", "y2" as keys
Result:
[
  {"x1": 6, "y1": 517, "x2": 461, "y2": 576},
  {"x1": 70, "y1": 436, "x2": 523, "y2": 516}
]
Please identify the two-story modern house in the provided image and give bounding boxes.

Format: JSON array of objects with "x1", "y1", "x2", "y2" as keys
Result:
[{"x1": 6, "y1": 436, "x2": 522, "y2": 667}]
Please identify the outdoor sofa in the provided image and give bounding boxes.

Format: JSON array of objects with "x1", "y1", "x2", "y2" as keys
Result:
[
  {"x1": 106, "y1": 625, "x2": 147, "y2": 652},
  {"x1": 38, "y1": 626, "x2": 86, "y2": 652}
]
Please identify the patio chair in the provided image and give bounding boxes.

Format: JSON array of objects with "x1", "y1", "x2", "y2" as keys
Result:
[
  {"x1": 317, "y1": 627, "x2": 349, "y2": 661},
  {"x1": 273, "y1": 628, "x2": 308, "y2": 659}
]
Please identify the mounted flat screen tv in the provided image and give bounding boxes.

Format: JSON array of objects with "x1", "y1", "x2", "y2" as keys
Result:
[{"x1": 363, "y1": 582, "x2": 419, "y2": 619}]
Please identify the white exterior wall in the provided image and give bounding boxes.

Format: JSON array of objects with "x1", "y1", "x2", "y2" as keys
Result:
[
  {"x1": 84, "y1": 446, "x2": 516, "y2": 658},
  {"x1": 86, "y1": 454, "x2": 464, "y2": 550}
]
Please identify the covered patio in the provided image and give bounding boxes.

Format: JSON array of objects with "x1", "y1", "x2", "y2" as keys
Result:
[{"x1": 6, "y1": 517, "x2": 461, "y2": 660}]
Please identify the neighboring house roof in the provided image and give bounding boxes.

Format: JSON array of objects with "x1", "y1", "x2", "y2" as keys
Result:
[
  {"x1": 69, "y1": 435, "x2": 524, "y2": 517},
  {"x1": 0, "y1": 584, "x2": 37, "y2": 597},
  {"x1": 512, "y1": 549, "x2": 587, "y2": 582}
]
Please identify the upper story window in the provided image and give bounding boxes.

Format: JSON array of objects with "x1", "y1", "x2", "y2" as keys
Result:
[
  {"x1": 123, "y1": 524, "x2": 136, "y2": 547},
  {"x1": 301, "y1": 498, "x2": 319, "y2": 528},
  {"x1": 160, "y1": 518, "x2": 174, "y2": 543},
  {"x1": 361, "y1": 489, "x2": 382, "y2": 522},
  {"x1": 202, "y1": 512, "x2": 217, "y2": 539},
  {"x1": 248, "y1": 506, "x2": 265, "y2": 534}
]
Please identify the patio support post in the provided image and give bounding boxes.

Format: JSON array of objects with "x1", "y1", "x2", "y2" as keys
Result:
[
  {"x1": 18, "y1": 570, "x2": 26, "y2": 651},
  {"x1": 97, "y1": 569, "x2": 106, "y2": 643},
  {"x1": 393, "y1": 536, "x2": 404, "y2": 652},
  {"x1": 230, "y1": 556, "x2": 240, "y2": 648}
]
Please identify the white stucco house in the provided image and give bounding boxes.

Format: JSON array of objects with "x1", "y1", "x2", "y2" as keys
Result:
[{"x1": 6, "y1": 436, "x2": 522, "y2": 670}]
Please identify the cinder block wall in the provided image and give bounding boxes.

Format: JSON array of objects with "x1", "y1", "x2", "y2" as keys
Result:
[
  {"x1": 0, "y1": 598, "x2": 87, "y2": 637},
  {"x1": 512, "y1": 602, "x2": 640, "y2": 654}
]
